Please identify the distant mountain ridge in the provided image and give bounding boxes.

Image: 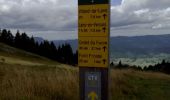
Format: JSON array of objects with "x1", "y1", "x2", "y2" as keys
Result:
[
  {"x1": 34, "y1": 37, "x2": 45, "y2": 44},
  {"x1": 52, "y1": 39, "x2": 78, "y2": 52},
  {"x1": 110, "y1": 34, "x2": 170, "y2": 57},
  {"x1": 34, "y1": 34, "x2": 170, "y2": 57}
]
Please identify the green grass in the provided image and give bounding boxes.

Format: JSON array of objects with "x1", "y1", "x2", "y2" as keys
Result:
[
  {"x1": 110, "y1": 70, "x2": 170, "y2": 100},
  {"x1": 128, "y1": 72, "x2": 170, "y2": 100},
  {"x1": 0, "y1": 43, "x2": 59, "y2": 65}
]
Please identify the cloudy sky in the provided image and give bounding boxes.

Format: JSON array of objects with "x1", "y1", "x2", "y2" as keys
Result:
[{"x1": 0, "y1": 0, "x2": 170, "y2": 40}]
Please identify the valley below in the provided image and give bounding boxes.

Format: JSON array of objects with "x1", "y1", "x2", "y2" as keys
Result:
[{"x1": 110, "y1": 53, "x2": 170, "y2": 67}]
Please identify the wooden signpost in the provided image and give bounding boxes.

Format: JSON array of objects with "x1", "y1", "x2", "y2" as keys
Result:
[{"x1": 78, "y1": 0, "x2": 110, "y2": 100}]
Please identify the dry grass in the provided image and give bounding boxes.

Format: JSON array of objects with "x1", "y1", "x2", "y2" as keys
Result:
[
  {"x1": 0, "y1": 63, "x2": 79, "y2": 100},
  {"x1": 0, "y1": 64, "x2": 170, "y2": 100},
  {"x1": 0, "y1": 56, "x2": 44, "y2": 66}
]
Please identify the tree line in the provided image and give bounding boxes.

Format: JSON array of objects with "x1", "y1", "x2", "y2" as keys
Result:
[
  {"x1": 143, "y1": 60, "x2": 170, "y2": 74},
  {"x1": 110, "y1": 60, "x2": 170, "y2": 74},
  {"x1": 0, "y1": 29, "x2": 78, "y2": 66}
]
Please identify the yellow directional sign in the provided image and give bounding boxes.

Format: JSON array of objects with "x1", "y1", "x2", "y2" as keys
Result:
[
  {"x1": 88, "y1": 91, "x2": 98, "y2": 100},
  {"x1": 79, "y1": 37, "x2": 108, "y2": 67},
  {"x1": 79, "y1": 4, "x2": 109, "y2": 37},
  {"x1": 79, "y1": 0, "x2": 110, "y2": 100},
  {"x1": 78, "y1": 3, "x2": 110, "y2": 68}
]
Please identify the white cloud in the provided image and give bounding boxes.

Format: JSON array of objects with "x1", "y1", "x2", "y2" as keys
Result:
[
  {"x1": 152, "y1": 24, "x2": 163, "y2": 29},
  {"x1": 0, "y1": 0, "x2": 77, "y2": 30},
  {"x1": 0, "y1": 0, "x2": 170, "y2": 40},
  {"x1": 134, "y1": 9, "x2": 149, "y2": 16},
  {"x1": 111, "y1": 0, "x2": 170, "y2": 36},
  {"x1": 0, "y1": 5, "x2": 10, "y2": 13}
]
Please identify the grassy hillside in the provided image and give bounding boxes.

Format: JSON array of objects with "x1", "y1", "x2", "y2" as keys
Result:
[
  {"x1": 0, "y1": 43, "x2": 170, "y2": 100},
  {"x1": 110, "y1": 70, "x2": 170, "y2": 100},
  {"x1": 0, "y1": 43, "x2": 78, "y2": 99},
  {"x1": 0, "y1": 63, "x2": 78, "y2": 100},
  {"x1": 0, "y1": 43, "x2": 58, "y2": 65},
  {"x1": 0, "y1": 63, "x2": 170, "y2": 100}
]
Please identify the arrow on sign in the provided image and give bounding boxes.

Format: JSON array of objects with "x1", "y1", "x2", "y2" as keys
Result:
[
  {"x1": 102, "y1": 27, "x2": 106, "y2": 32},
  {"x1": 88, "y1": 91, "x2": 98, "y2": 100},
  {"x1": 103, "y1": 59, "x2": 106, "y2": 64},
  {"x1": 103, "y1": 46, "x2": 107, "y2": 52},
  {"x1": 103, "y1": 14, "x2": 107, "y2": 19}
]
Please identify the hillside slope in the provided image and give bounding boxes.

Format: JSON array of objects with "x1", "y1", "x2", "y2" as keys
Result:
[
  {"x1": 0, "y1": 43, "x2": 58, "y2": 65},
  {"x1": 110, "y1": 69, "x2": 170, "y2": 100},
  {"x1": 0, "y1": 42, "x2": 170, "y2": 100}
]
